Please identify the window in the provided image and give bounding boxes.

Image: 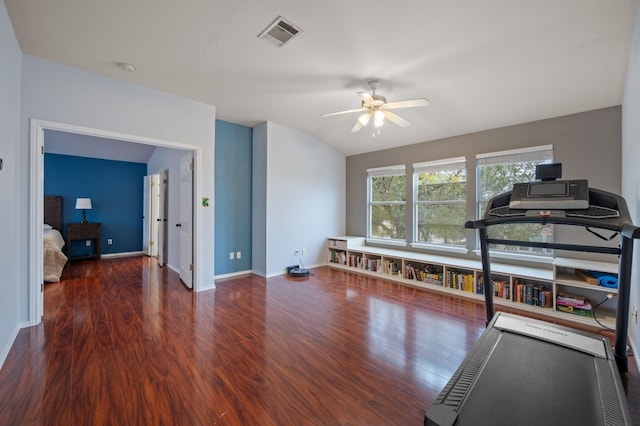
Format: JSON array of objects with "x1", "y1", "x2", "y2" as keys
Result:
[
  {"x1": 476, "y1": 145, "x2": 553, "y2": 254},
  {"x1": 368, "y1": 165, "x2": 406, "y2": 241},
  {"x1": 413, "y1": 157, "x2": 467, "y2": 247}
]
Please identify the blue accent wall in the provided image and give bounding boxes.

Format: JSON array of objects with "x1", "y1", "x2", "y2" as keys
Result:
[
  {"x1": 215, "y1": 120, "x2": 252, "y2": 274},
  {"x1": 44, "y1": 153, "x2": 147, "y2": 257}
]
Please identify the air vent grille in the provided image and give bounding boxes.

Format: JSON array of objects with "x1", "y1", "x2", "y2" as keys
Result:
[{"x1": 258, "y1": 16, "x2": 302, "y2": 47}]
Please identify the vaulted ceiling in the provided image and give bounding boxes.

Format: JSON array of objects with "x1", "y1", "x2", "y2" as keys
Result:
[{"x1": 5, "y1": 0, "x2": 639, "y2": 156}]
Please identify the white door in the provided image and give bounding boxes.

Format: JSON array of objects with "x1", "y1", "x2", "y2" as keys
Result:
[
  {"x1": 143, "y1": 174, "x2": 160, "y2": 257},
  {"x1": 150, "y1": 174, "x2": 160, "y2": 257},
  {"x1": 179, "y1": 152, "x2": 194, "y2": 288},
  {"x1": 158, "y1": 170, "x2": 168, "y2": 267},
  {"x1": 142, "y1": 175, "x2": 151, "y2": 256}
]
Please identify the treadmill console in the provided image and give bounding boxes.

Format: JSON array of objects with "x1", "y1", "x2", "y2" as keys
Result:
[{"x1": 509, "y1": 179, "x2": 589, "y2": 210}]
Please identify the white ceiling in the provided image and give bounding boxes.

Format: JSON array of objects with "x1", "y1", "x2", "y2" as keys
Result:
[{"x1": 5, "y1": 0, "x2": 639, "y2": 157}]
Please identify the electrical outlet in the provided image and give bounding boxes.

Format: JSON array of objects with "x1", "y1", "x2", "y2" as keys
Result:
[
  {"x1": 107, "y1": 238, "x2": 113, "y2": 245},
  {"x1": 236, "y1": 251, "x2": 241, "y2": 259},
  {"x1": 294, "y1": 250, "x2": 300, "y2": 256},
  {"x1": 85, "y1": 240, "x2": 91, "y2": 246},
  {"x1": 229, "y1": 252, "x2": 234, "y2": 260}
]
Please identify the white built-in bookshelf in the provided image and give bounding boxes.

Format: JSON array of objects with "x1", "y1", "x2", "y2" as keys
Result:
[{"x1": 327, "y1": 236, "x2": 619, "y2": 329}]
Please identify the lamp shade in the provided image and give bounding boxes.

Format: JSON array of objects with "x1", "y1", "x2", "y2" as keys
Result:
[{"x1": 75, "y1": 198, "x2": 92, "y2": 210}]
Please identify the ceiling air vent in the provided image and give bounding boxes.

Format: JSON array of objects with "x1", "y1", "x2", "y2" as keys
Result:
[{"x1": 258, "y1": 16, "x2": 302, "y2": 47}]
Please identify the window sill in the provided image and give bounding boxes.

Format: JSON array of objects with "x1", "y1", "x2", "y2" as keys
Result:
[
  {"x1": 410, "y1": 243, "x2": 469, "y2": 255},
  {"x1": 471, "y1": 250, "x2": 554, "y2": 265},
  {"x1": 365, "y1": 238, "x2": 408, "y2": 248}
]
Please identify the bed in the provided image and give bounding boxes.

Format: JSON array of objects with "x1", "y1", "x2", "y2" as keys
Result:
[{"x1": 44, "y1": 196, "x2": 68, "y2": 282}]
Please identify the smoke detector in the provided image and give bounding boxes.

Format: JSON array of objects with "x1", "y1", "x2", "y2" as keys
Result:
[
  {"x1": 117, "y1": 62, "x2": 136, "y2": 73},
  {"x1": 258, "y1": 16, "x2": 302, "y2": 47}
]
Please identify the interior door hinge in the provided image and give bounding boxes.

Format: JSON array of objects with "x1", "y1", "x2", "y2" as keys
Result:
[
  {"x1": 41, "y1": 283, "x2": 44, "y2": 292},
  {"x1": 189, "y1": 162, "x2": 194, "y2": 172},
  {"x1": 189, "y1": 264, "x2": 193, "y2": 271},
  {"x1": 41, "y1": 146, "x2": 44, "y2": 154}
]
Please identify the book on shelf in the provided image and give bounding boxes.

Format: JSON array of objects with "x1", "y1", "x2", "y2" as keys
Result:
[
  {"x1": 330, "y1": 250, "x2": 347, "y2": 265},
  {"x1": 366, "y1": 258, "x2": 381, "y2": 272},
  {"x1": 444, "y1": 270, "x2": 474, "y2": 292},
  {"x1": 513, "y1": 279, "x2": 551, "y2": 307},
  {"x1": 383, "y1": 259, "x2": 399, "y2": 276},
  {"x1": 557, "y1": 304, "x2": 593, "y2": 317},
  {"x1": 556, "y1": 292, "x2": 592, "y2": 317},
  {"x1": 402, "y1": 263, "x2": 442, "y2": 284},
  {"x1": 556, "y1": 293, "x2": 590, "y2": 307}
]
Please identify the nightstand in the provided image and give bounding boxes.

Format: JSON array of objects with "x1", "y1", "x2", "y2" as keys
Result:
[{"x1": 66, "y1": 223, "x2": 101, "y2": 260}]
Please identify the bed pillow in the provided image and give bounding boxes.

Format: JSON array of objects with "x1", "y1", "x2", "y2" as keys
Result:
[{"x1": 43, "y1": 224, "x2": 53, "y2": 230}]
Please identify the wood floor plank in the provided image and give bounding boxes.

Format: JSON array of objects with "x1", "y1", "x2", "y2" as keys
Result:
[{"x1": 0, "y1": 256, "x2": 637, "y2": 425}]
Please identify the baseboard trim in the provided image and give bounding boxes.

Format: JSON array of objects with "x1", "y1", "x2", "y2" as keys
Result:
[
  {"x1": 215, "y1": 270, "x2": 253, "y2": 280},
  {"x1": 0, "y1": 323, "x2": 22, "y2": 371},
  {"x1": 165, "y1": 263, "x2": 179, "y2": 274},
  {"x1": 101, "y1": 251, "x2": 144, "y2": 259}
]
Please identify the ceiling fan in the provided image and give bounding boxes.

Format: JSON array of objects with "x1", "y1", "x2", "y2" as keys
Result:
[{"x1": 322, "y1": 81, "x2": 429, "y2": 133}]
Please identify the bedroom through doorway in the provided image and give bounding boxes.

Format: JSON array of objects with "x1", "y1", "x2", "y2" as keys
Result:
[{"x1": 31, "y1": 119, "x2": 200, "y2": 325}]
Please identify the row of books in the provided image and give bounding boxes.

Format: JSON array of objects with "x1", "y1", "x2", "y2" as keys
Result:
[
  {"x1": 329, "y1": 249, "x2": 347, "y2": 265},
  {"x1": 334, "y1": 254, "x2": 558, "y2": 311},
  {"x1": 493, "y1": 280, "x2": 510, "y2": 299},
  {"x1": 444, "y1": 270, "x2": 477, "y2": 293},
  {"x1": 405, "y1": 263, "x2": 443, "y2": 284},
  {"x1": 343, "y1": 253, "x2": 401, "y2": 275},
  {"x1": 556, "y1": 293, "x2": 593, "y2": 317},
  {"x1": 513, "y1": 280, "x2": 553, "y2": 307}
]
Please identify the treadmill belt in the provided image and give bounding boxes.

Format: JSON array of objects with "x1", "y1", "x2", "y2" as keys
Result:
[{"x1": 456, "y1": 332, "x2": 602, "y2": 426}]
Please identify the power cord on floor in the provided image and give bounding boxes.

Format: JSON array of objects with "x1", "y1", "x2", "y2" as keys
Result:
[
  {"x1": 592, "y1": 293, "x2": 615, "y2": 331},
  {"x1": 296, "y1": 254, "x2": 313, "y2": 276}
]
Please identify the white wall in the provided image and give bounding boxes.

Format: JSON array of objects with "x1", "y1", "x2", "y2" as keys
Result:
[
  {"x1": 147, "y1": 146, "x2": 189, "y2": 272},
  {"x1": 0, "y1": 1, "x2": 23, "y2": 365},
  {"x1": 19, "y1": 55, "x2": 216, "y2": 322},
  {"x1": 253, "y1": 121, "x2": 346, "y2": 277},
  {"x1": 621, "y1": 4, "x2": 640, "y2": 357}
]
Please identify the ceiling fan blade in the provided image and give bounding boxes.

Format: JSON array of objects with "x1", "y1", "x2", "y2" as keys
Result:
[
  {"x1": 383, "y1": 98, "x2": 430, "y2": 110},
  {"x1": 384, "y1": 110, "x2": 411, "y2": 128},
  {"x1": 322, "y1": 108, "x2": 366, "y2": 117},
  {"x1": 351, "y1": 112, "x2": 371, "y2": 132},
  {"x1": 357, "y1": 92, "x2": 375, "y2": 106}
]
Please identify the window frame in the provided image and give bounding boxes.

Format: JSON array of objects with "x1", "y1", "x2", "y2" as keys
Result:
[
  {"x1": 412, "y1": 156, "x2": 467, "y2": 249},
  {"x1": 475, "y1": 145, "x2": 554, "y2": 256},
  {"x1": 367, "y1": 164, "x2": 407, "y2": 243}
]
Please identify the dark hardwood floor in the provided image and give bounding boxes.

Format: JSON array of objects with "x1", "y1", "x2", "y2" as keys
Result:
[{"x1": 0, "y1": 256, "x2": 637, "y2": 425}]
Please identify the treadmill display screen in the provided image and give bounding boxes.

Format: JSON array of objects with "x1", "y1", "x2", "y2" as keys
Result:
[{"x1": 528, "y1": 181, "x2": 568, "y2": 196}]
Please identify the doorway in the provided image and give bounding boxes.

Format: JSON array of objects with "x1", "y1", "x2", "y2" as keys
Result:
[{"x1": 30, "y1": 119, "x2": 201, "y2": 324}]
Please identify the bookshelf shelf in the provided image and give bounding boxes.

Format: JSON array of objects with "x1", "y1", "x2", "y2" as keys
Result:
[{"x1": 327, "y1": 237, "x2": 619, "y2": 329}]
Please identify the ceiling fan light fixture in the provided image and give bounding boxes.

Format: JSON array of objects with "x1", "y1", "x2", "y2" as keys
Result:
[
  {"x1": 323, "y1": 80, "x2": 429, "y2": 133},
  {"x1": 374, "y1": 110, "x2": 385, "y2": 127}
]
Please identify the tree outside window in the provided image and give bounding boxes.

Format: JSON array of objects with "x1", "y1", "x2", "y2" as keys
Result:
[
  {"x1": 414, "y1": 158, "x2": 466, "y2": 246},
  {"x1": 477, "y1": 146, "x2": 553, "y2": 254},
  {"x1": 368, "y1": 166, "x2": 406, "y2": 240}
]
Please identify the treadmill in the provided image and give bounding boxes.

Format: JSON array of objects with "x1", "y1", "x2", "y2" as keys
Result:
[{"x1": 425, "y1": 177, "x2": 638, "y2": 425}]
